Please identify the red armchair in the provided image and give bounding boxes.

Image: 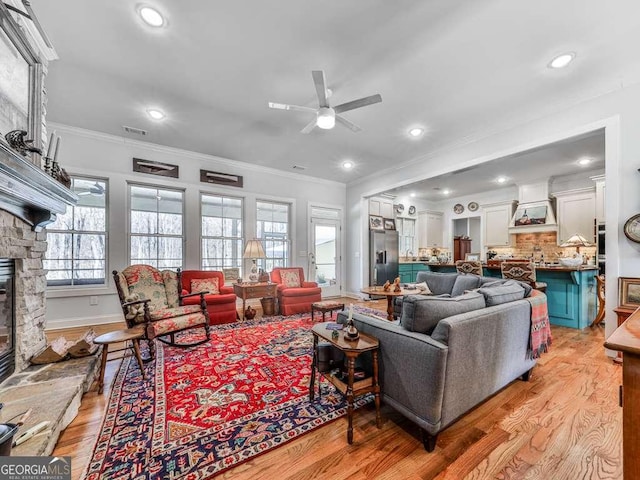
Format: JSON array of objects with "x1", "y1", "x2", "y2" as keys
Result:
[
  {"x1": 270, "y1": 267, "x2": 322, "y2": 316},
  {"x1": 180, "y1": 270, "x2": 238, "y2": 325}
]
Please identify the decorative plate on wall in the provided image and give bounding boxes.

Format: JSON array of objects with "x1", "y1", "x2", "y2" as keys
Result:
[
  {"x1": 468, "y1": 201, "x2": 479, "y2": 212},
  {"x1": 624, "y1": 213, "x2": 640, "y2": 243},
  {"x1": 408, "y1": 205, "x2": 416, "y2": 215},
  {"x1": 395, "y1": 203, "x2": 405, "y2": 214},
  {"x1": 453, "y1": 203, "x2": 464, "y2": 214}
]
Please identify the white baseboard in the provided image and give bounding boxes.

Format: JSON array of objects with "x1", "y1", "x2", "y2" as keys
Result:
[{"x1": 45, "y1": 314, "x2": 124, "y2": 331}]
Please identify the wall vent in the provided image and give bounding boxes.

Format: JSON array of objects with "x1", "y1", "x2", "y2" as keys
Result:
[
  {"x1": 292, "y1": 165, "x2": 307, "y2": 170},
  {"x1": 123, "y1": 126, "x2": 147, "y2": 136}
]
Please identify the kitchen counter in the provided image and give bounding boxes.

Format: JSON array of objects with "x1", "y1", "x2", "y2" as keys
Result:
[{"x1": 401, "y1": 263, "x2": 598, "y2": 329}]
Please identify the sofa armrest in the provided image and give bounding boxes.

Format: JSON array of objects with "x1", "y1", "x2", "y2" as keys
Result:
[
  {"x1": 219, "y1": 285, "x2": 234, "y2": 295},
  {"x1": 302, "y1": 281, "x2": 318, "y2": 288}
]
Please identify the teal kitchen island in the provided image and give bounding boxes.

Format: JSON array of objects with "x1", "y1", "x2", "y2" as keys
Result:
[{"x1": 401, "y1": 262, "x2": 598, "y2": 329}]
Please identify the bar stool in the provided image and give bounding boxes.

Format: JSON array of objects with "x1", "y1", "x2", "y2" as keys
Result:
[
  {"x1": 501, "y1": 261, "x2": 547, "y2": 293},
  {"x1": 591, "y1": 274, "x2": 605, "y2": 327},
  {"x1": 455, "y1": 260, "x2": 483, "y2": 276},
  {"x1": 94, "y1": 325, "x2": 146, "y2": 394}
]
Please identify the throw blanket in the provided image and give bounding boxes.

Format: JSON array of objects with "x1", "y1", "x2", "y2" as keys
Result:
[{"x1": 525, "y1": 289, "x2": 552, "y2": 359}]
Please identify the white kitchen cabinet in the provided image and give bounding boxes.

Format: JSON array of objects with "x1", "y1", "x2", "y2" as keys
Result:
[
  {"x1": 483, "y1": 202, "x2": 513, "y2": 247},
  {"x1": 554, "y1": 189, "x2": 596, "y2": 245},
  {"x1": 418, "y1": 211, "x2": 444, "y2": 248},
  {"x1": 369, "y1": 197, "x2": 394, "y2": 218}
]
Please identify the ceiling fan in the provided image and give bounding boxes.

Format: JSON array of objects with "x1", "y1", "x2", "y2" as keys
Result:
[{"x1": 268, "y1": 70, "x2": 382, "y2": 134}]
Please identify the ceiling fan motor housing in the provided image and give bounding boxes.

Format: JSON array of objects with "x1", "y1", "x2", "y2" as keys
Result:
[{"x1": 317, "y1": 107, "x2": 335, "y2": 129}]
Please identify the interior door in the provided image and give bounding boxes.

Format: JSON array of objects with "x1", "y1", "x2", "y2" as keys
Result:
[{"x1": 310, "y1": 214, "x2": 341, "y2": 297}]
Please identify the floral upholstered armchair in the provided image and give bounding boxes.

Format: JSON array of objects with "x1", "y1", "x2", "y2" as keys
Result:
[{"x1": 113, "y1": 264, "x2": 210, "y2": 359}]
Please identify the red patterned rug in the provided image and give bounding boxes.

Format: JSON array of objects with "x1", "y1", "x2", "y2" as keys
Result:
[{"x1": 85, "y1": 315, "x2": 372, "y2": 479}]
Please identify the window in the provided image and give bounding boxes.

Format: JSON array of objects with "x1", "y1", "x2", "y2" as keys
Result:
[
  {"x1": 256, "y1": 200, "x2": 290, "y2": 271},
  {"x1": 129, "y1": 184, "x2": 184, "y2": 269},
  {"x1": 201, "y1": 194, "x2": 244, "y2": 272},
  {"x1": 397, "y1": 217, "x2": 416, "y2": 255},
  {"x1": 44, "y1": 177, "x2": 107, "y2": 286}
]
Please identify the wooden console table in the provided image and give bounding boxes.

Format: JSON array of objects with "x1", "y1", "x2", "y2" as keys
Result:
[
  {"x1": 603, "y1": 306, "x2": 640, "y2": 479},
  {"x1": 233, "y1": 282, "x2": 278, "y2": 319}
]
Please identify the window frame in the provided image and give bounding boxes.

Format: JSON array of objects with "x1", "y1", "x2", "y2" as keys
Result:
[
  {"x1": 127, "y1": 181, "x2": 186, "y2": 270},
  {"x1": 199, "y1": 191, "x2": 245, "y2": 273},
  {"x1": 256, "y1": 199, "x2": 291, "y2": 271},
  {"x1": 44, "y1": 174, "x2": 109, "y2": 289}
]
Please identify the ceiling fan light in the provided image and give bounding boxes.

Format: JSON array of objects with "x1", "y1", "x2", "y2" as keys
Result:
[
  {"x1": 139, "y1": 6, "x2": 165, "y2": 27},
  {"x1": 316, "y1": 107, "x2": 335, "y2": 129}
]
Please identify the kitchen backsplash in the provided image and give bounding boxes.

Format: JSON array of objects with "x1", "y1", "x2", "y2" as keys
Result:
[{"x1": 490, "y1": 232, "x2": 597, "y2": 263}]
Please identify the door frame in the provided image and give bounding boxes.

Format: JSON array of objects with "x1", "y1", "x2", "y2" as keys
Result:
[{"x1": 308, "y1": 202, "x2": 344, "y2": 298}]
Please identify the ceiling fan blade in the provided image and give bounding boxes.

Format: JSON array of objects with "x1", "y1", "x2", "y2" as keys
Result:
[
  {"x1": 312, "y1": 70, "x2": 328, "y2": 108},
  {"x1": 300, "y1": 118, "x2": 317, "y2": 134},
  {"x1": 268, "y1": 102, "x2": 316, "y2": 113},
  {"x1": 334, "y1": 94, "x2": 382, "y2": 114},
  {"x1": 336, "y1": 115, "x2": 362, "y2": 133}
]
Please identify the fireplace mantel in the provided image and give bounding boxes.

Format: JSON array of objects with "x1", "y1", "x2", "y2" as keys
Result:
[{"x1": 0, "y1": 142, "x2": 77, "y2": 231}]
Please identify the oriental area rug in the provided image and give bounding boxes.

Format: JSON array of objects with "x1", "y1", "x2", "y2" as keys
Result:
[{"x1": 85, "y1": 314, "x2": 373, "y2": 480}]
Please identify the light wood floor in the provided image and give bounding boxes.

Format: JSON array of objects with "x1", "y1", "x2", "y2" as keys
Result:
[{"x1": 51, "y1": 299, "x2": 622, "y2": 480}]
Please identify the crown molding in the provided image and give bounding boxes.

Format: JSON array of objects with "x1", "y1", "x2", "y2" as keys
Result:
[{"x1": 48, "y1": 122, "x2": 346, "y2": 189}]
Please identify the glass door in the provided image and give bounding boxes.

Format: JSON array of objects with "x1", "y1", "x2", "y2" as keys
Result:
[{"x1": 310, "y1": 212, "x2": 341, "y2": 298}]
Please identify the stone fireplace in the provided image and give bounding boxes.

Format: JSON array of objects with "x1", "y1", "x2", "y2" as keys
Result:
[{"x1": 0, "y1": 141, "x2": 77, "y2": 376}]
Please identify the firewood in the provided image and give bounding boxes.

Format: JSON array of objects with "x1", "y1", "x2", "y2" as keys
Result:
[
  {"x1": 67, "y1": 328, "x2": 99, "y2": 358},
  {"x1": 30, "y1": 336, "x2": 73, "y2": 364}
]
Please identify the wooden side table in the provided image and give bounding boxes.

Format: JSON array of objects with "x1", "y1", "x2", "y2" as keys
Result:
[
  {"x1": 309, "y1": 322, "x2": 381, "y2": 444},
  {"x1": 360, "y1": 286, "x2": 411, "y2": 320},
  {"x1": 93, "y1": 325, "x2": 146, "y2": 394},
  {"x1": 233, "y1": 282, "x2": 278, "y2": 319}
]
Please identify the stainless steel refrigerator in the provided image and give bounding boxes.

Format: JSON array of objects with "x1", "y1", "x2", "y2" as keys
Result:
[{"x1": 370, "y1": 230, "x2": 399, "y2": 286}]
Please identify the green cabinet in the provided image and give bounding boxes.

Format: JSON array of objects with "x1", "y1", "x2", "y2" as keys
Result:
[{"x1": 399, "y1": 263, "x2": 430, "y2": 283}]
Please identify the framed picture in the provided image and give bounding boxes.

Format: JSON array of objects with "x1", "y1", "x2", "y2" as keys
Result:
[
  {"x1": 369, "y1": 215, "x2": 384, "y2": 231},
  {"x1": 619, "y1": 277, "x2": 640, "y2": 309},
  {"x1": 465, "y1": 253, "x2": 480, "y2": 261},
  {"x1": 383, "y1": 218, "x2": 396, "y2": 230},
  {"x1": 514, "y1": 205, "x2": 547, "y2": 226}
]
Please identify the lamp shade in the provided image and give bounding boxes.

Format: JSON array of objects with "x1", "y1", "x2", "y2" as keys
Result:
[
  {"x1": 243, "y1": 239, "x2": 266, "y2": 259},
  {"x1": 560, "y1": 234, "x2": 592, "y2": 248}
]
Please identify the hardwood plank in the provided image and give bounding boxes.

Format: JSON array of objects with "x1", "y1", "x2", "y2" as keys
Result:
[{"x1": 51, "y1": 300, "x2": 623, "y2": 480}]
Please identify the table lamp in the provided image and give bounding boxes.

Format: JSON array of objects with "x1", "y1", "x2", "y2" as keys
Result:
[
  {"x1": 243, "y1": 239, "x2": 266, "y2": 282},
  {"x1": 560, "y1": 234, "x2": 593, "y2": 264}
]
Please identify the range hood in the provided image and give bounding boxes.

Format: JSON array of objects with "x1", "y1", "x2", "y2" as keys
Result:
[{"x1": 508, "y1": 181, "x2": 558, "y2": 234}]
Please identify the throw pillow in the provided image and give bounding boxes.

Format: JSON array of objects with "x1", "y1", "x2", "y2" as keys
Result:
[
  {"x1": 280, "y1": 269, "x2": 301, "y2": 288},
  {"x1": 416, "y1": 272, "x2": 459, "y2": 295},
  {"x1": 451, "y1": 274, "x2": 481, "y2": 297},
  {"x1": 415, "y1": 281, "x2": 432, "y2": 294},
  {"x1": 401, "y1": 292, "x2": 486, "y2": 334},
  {"x1": 191, "y1": 278, "x2": 219, "y2": 295},
  {"x1": 478, "y1": 280, "x2": 525, "y2": 306}
]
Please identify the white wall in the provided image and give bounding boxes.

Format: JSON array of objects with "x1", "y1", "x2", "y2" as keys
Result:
[
  {"x1": 45, "y1": 124, "x2": 346, "y2": 329},
  {"x1": 346, "y1": 81, "x2": 640, "y2": 351}
]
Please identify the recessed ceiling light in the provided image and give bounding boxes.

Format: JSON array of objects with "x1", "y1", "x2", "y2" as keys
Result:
[
  {"x1": 442, "y1": 189, "x2": 451, "y2": 195},
  {"x1": 577, "y1": 157, "x2": 592, "y2": 166},
  {"x1": 548, "y1": 52, "x2": 576, "y2": 69},
  {"x1": 410, "y1": 193, "x2": 416, "y2": 198},
  {"x1": 146, "y1": 108, "x2": 165, "y2": 120},
  {"x1": 408, "y1": 127, "x2": 424, "y2": 137},
  {"x1": 496, "y1": 176, "x2": 507, "y2": 184},
  {"x1": 139, "y1": 6, "x2": 164, "y2": 27},
  {"x1": 342, "y1": 160, "x2": 354, "y2": 170}
]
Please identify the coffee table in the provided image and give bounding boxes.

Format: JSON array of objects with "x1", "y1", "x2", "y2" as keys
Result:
[
  {"x1": 360, "y1": 286, "x2": 411, "y2": 320},
  {"x1": 309, "y1": 322, "x2": 381, "y2": 444}
]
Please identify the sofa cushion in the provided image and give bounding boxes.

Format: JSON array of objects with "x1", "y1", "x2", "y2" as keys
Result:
[
  {"x1": 479, "y1": 277, "x2": 533, "y2": 297},
  {"x1": 279, "y1": 269, "x2": 301, "y2": 287},
  {"x1": 451, "y1": 274, "x2": 482, "y2": 297},
  {"x1": 478, "y1": 280, "x2": 526, "y2": 306},
  {"x1": 415, "y1": 272, "x2": 459, "y2": 295},
  {"x1": 190, "y1": 278, "x2": 219, "y2": 295},
  {"x1": 401, "y1": 292, "x2": 486, "y2": 334}
]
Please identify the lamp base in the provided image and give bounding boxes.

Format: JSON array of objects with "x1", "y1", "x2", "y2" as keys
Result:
[{"x1": 248, "y1": 260, "x2": 258, "y2": 282}]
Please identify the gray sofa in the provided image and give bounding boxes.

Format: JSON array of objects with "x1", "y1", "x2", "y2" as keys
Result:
[{"x1": 337, "y1": 272, "x2": 538, "y2": 451}]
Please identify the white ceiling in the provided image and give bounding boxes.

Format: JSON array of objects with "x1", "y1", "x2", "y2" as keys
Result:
[
  {"x1": 32, "y1": 1, "x2": 640, "y2": 183},
  {"x1": 384, "y1": 129, "x2": 605, "y2": 201}
]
